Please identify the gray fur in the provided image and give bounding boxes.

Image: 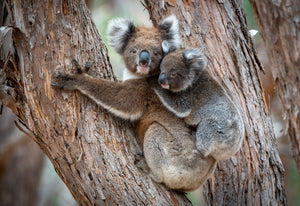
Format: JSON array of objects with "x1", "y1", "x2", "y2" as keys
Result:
[
  {"x1": 183, "y1": 49, "x2": 207, "y2": 71},
  {"x1": 143, "y1": 122, "x2": 216, "y2": 191},
  {"x1": 52, "y1": 18, "x2": 217, "y2": 191},
  {"x1": 159, "y1": 15, "x2": 181, "y2": 51},
  {"x1": 150, "y1": 49, "x2": 244, "y2": 160}
]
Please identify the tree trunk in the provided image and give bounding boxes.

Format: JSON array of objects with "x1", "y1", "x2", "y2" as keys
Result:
[
  {"x1": 0, "y1": 0, "x2": 191, "y2": 205},
  {"x1": 0, "y1": 107, "x2": 44, "y2": 206},
  {"x1": 0, "y1": 135, "x2": 44, "y2": 206},
  {"x1": 249, "y1": 0, "x2": 300, "y2": 175},
  {"x1": 143, "y1": 0, "x2": 287, "y2": 205}
]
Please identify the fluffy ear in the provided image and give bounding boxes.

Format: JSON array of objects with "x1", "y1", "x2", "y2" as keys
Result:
[
  {"x1": 159, "y1": 15, "x2": 181, "y2": 50},
  {"x1": 162, "y1": 40, "x2": 178, "y2": 54},
  {"x1": 107, "y1": 18, "x2": 135, "y2": 54},
  {"x1": 183, "y1": 49, "x2": 207, "y2": 71}
]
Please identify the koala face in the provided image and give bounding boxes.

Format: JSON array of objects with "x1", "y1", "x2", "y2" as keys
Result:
[
  {"x1": 159, "y1": 49, "x2": 207, "y2": 92},
  {"x1": 107, "y1": 15, "x2": 181, "y2": 78},
  {"x1": 122, "y1": 27, "x2": 164, "y2": 77}
]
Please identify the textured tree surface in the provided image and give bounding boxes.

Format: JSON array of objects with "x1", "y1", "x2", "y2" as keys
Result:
[
  {"x1": 0, "y1": 0, "x2": 191, "y2": 205},
  {"x1": 249, "y1": 0, "x2": 300, "y2": 175},
  {"x1": 0, "y1": 0, "x2": 288, "y2": 205},
  {"x1": 143, "y1": 0, "x2": 287, "y2": 205}
]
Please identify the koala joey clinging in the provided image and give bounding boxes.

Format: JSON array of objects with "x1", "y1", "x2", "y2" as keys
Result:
[
  {"x1": 149, "y1": 48, "x2": 245, "y2": 160},
  {"x1": 51, "y1": 16, "x2": 216, "y2": 191}
]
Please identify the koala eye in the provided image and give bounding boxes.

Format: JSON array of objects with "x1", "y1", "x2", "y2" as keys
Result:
[
  {"x1": 130, "y1": 48, "x2": 137, "y2": 54},
  {"x1": 170, "y1": 71, "x2": 177, "y2": 78},
  {"x1": 153, "y1": 51, "x2": 161, "y2": 56}
]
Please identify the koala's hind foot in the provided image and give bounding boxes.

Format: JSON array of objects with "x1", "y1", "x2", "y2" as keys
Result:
[{"x1": 134, "y1": 152, "x2": 151, "y2": 174}]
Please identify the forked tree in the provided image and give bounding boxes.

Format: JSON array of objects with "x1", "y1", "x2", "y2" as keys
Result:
[{"x1": 0, "y1": 0, "x2": 287, "y2": 205}]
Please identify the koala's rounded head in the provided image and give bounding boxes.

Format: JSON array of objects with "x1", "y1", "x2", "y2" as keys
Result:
[
  {"x1": 107, "y1": 15, "x2": 181, "y2": 78},
  {"x1": 159, "y1": 49, "x2": 207, "y2": 92}
]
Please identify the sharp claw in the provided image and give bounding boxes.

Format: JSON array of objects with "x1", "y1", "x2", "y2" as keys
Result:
[
  {"x1": 73, "y1": 59, "x2": 80, "y2": 66},
  {"x1": 73, "y1": 59, "x2": 82, "y2": 74},
  {"x1": 51, "y1": 81, "x2": 63, "y2": 88},
  {"x1": 85, "y1": 62, "x2": 91, "y2": 72},
  {"x1": 53, "y1": 72, "x2": 61, "y2": 78},
  {"x1": 51, "y1": 82, "x2": 59, "y2": 87}
]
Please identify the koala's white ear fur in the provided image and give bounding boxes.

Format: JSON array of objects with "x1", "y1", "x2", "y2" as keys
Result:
[
  {"x1": 107, "y1": 18, "x2": 135, "y2": 54},
  {"x1": 183, "y1": 49, "x2": 207, "y2": 71},
  {"x1": 159, "y1": 15, "x2": 181, "y2": 50},
  {"x1": 162, "y1": 40, "x2": 177, "y2": 54}
]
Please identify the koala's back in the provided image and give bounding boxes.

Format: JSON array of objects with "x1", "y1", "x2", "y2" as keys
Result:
[
  {"x1": 185, "y1": 71, "x2": 244, "y2": 160},
  {"x1": 135, "y1": 79, "x2": 189, "y2": 141},
  {"x1": 185, "y1": 71, "x2": 230, "y2": 124},
  {"x1": 134, "y1": 80, "x2": 216, "y2": 190},
  {"x1": 191, "y1": 71, "x2": 222, "y2": 106}
]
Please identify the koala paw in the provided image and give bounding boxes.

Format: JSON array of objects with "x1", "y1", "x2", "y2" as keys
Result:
[
  {"x1": 51, "y1": 72, "x2": 77, "y2": 90},
  {"x1": 196, "y1": 142, "x2": 211, "y2": 158},
  {"x1": 134, "y1": 153, "x2": 150, "y2": 173},
  {"x1": 73, "y1": 59, "x2": 91, "y2": 74},
  {"x1": 51, "y1": 60, "x2": 91, "y2": 90}
]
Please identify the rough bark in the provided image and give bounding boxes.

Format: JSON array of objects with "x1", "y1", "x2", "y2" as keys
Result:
[
  {"x1": 249, "y1": 0, "x2": 300, "y2": 175},
  {"x1": 0, "y1": 0, "x2": 191, "y2": 205},
  {"x1": 143, "y1": 0, "x2": 286, "y2": 205}
]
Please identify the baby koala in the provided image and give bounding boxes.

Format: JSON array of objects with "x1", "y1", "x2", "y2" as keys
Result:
[{"x1": 148, "y1": 48, "x2": 244, "y2": 160}]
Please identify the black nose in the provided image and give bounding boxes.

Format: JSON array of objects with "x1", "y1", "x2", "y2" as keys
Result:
[
  {"x1": 139, "y1": 50, "x2": 150, "y2": 66},
  {"x1": 158, "y1": 73, "x2": 166, "y2": 85}
]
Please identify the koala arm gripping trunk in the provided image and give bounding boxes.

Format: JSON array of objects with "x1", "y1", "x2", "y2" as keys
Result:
[
  {"x1": 52, "y1": 72, "x2": 145, "y2": 121},
  {"x1": 148, "y1": 77, "x2": 192, "y2": 118}
]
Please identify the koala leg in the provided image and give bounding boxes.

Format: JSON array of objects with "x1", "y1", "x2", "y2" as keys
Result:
[
  {"x1": 142, "y1": 123, "x2": 169, "y2": 183},
  {"x1": 143, "y1": 122, "x2": 217, "y2": 191},
  {"x1": 134, "y1": 153, "x2": 151, "y2": 174},
  {"x1": 194, "y1": 99, "x2": 244, "y2": 160}
]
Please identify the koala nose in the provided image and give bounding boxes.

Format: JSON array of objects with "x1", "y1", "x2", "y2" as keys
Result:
[
  {"x1": 139, "y1": 50, "x2": 150, "y2": 66},
  {"x1": 158, "y1": 73, "x2": 166, "y2": 85}
]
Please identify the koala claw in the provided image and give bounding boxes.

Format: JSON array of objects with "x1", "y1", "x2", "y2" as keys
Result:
[
  {"x1": 134, "y1": 152, "x2": 144, "y2": 164},
  {"x1": 51, "y1": 72, "x2": 76, "y2": 90},
  {"x1": 85, "y1": 62, "x2": 91, "y2": 72},
  {"x1": 196, "y1": 143, "x2": 210, "y2": 158},
  {"x1": 73, "y1": 59, "x2": 83, "y2": 74},
  {"x1": 72, "y1": 59, "x2": 91, "y2": 74},
  {"x1": 51, "y1": 72, "x2": 65, "y2": 88},
  {"x1": 52, "y1": 71, "x2": 63, "y2": 78},
  {"x1": 134, "y1": 153, "x2": 150, "y2": 173}
]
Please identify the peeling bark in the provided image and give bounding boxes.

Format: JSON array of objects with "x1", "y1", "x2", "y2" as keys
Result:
[{"x1": 143, "y1": 0, "x2": 286, "y2": 205}]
